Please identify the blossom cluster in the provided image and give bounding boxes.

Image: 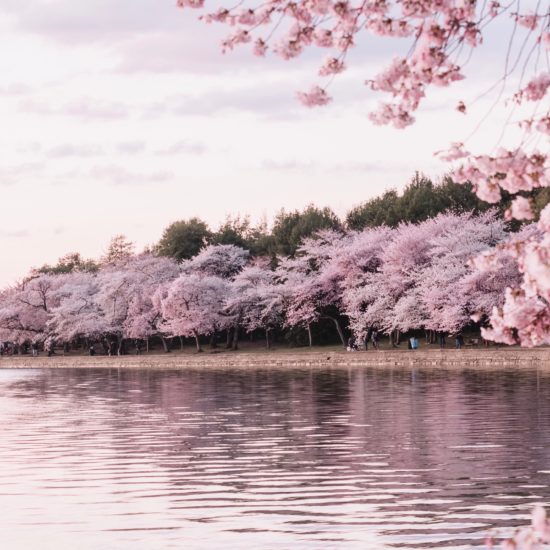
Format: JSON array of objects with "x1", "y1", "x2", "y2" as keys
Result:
[
  {"x1": 177, "y1": 0, "x2": 550, "y2": 348},
  {"x1": 0, "y1": 211, "x2": 534, "y2": 351},
  {"x1": 487, "y1": 505, "x2": 550, "y2": 550}
]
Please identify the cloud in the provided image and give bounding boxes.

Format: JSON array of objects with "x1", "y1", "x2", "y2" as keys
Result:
[
  {"x1": 156, "y1": 140, "x2": 206, "y2": 156},
  {"x1": 47, "y1": 143, "x2": 104, "y2": 158},
  {"x1": 19, "y1": 98, "x2": 130, "y2": 120},
  {"x1": 0, "y1": 229, "x2": 30, "y2": 239},
  {"x1": 261, "y1": 159, "x2": 380, "y2": 173},
  {"x1": 261, "y1": 159, "x2": 315, "y2": 172},
  {"x1": 0, "y1": 162, "x2": 44, "y2": 186},
  {"x1": 5, "y1": 0, "x2": 183, "y2": 42},
  {"x1": 63, "y1": 99, "x2": 129, "y2": 119},
  {"x1": 117, "y1": 141, "x2": 146, "y2": 154},
  {"x1": 0, "y1": 83, "x2": 32, "y2": 96},
  {"x1": 144, "y1": 80, "x2": 306, "y2": 120},
  {"x1": 90, "y1": 164, "x2": 173, "y2": 186}
]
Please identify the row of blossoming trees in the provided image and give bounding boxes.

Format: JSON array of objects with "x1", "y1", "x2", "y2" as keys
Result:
[{"x1": 0, "y1": 210, "x2": 541, "y2": 353}]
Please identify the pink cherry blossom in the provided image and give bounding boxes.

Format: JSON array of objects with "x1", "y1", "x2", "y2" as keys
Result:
[
  {"x1": 507, "y1": 196, "x2": 534, "y2": 221},
  {"x1": 296, "y1": 85, "x2": 332, "y2": 107}
]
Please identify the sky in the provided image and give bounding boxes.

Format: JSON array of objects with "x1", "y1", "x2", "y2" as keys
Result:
[{"x1": 0, "y1": 0, "x2": 526, "y2": 285}]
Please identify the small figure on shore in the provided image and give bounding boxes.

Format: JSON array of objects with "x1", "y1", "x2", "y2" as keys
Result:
[
  {"x1": 47, "y1": 341, "x2": 54, "y2": 357},
  {"x1": 409, "y1": 336, "x2": 419, "y2": 350},
  {"x1": 89, "y1": 345, "x2": 96, "y2": 356},
  {"x1": 455, "y1": 333, "x2": 464, "y2": 349},
  {"x1": 438, "y1": 332, "x2": 446, "y2": 349},
  {"x1": 31, "y1": 343, "x2": 38, "y2": 357},
  {"x1": 135, "y1": 340, "x2": 142, "y2": 355},
  {"x1": 371, "y1": 329, "x2": 380, "y2": 350},
  {"x1": 346, "y1": 337, "x2": 357, "y2": 352}
]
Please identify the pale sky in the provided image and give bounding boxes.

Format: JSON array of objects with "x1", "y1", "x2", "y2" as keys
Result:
[{"x1": 0, "y1": 0, "x2": 526, "y2": 285}]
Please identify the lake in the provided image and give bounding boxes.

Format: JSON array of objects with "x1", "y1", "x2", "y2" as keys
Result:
[{"x1": 0, "y1": 366, "x2": 549, "y2": 549}]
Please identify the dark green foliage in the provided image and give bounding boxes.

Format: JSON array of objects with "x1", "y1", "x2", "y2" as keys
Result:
[
  {"x1": 210, "y1": 215, "x2": 275, "y2": 256},
  {"x1": 346, "y1": 189, "x2": 401, "y2": 229},
  {"x1": 154, "y1": 173, "x2": 547, "y2": 263},
  {"x1": 271, "y1": 204, "x2": 342, "y2": 256},
  {"x1": 210, "y1": 216, "x2": 250, "y2": 248},
  {"x1": 156, "y1": 218, "x2": 212, "y2": 261},
  {"x1": 347, "y1": 173, "x2": 491, "y2": 230},
  {"x1": 35, "y1": 252, "x2": 99, "y2": 275}
]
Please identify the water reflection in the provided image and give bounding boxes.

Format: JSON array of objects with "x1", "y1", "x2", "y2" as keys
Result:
[{"x1": 0, "y1": 366, "x2": 549, "y2": 549}]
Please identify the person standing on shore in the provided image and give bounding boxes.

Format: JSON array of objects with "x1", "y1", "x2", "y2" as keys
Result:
[
  {"x1": 455, "y1": 333, "x2": 464, "y2": 349},
  {"x1": 439, "y1": 332, "x2": 446, "y2": 349}
]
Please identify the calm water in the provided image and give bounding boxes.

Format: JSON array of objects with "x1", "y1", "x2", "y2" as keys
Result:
[{"x1": 0, "y1": 366, "x2": 549, "y2": 550}]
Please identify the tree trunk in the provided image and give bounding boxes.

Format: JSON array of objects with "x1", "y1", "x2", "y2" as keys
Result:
[
  {"x1": 395, "y1": 329, "x2": 401, "y2": 345},
  {"x1": 266, "y1": 329, "x2": 271, "y2": 349},
  {"x1": 146, "y1": 338, "x2": 150, "y2": 353},
  {"x1": 179, "y1": 335, "x2": 184, "y2": 350},
  {"x1": 231, "y1": 325, "x2": 239, "y2": 351},
  {"x1": 193, "y1": 331, "x2": 203, "y2": 353},
  {"x1": 325, "y1": 316, "x2": 346, "y2": 348},
  {"x1": 307, "y1": 323, "x2": 313, "y2": 347},
  {"x1": 209, "y1": 333, "x2": 218, "y2": 349},
  {"x1": 226, "y1": 329, "x2": 232, "y2": 349},
  {"x1": 161, "y1": 336, "x2": 171, "y2": 353}
]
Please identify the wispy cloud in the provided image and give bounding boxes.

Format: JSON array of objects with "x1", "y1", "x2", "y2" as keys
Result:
[
  {"x1": 90, "y1": 164, "x2": 173, "y2": 186},
  {"x1": 0, "y1": 229, "x2": 30, "y2": 239},
  {"x1": 117, "y1": 141, "x2": 146, "y2": 154},
  {"x1": 156, "y1": 140, "x2": 206, "y2": 156},
  {"x1": 0, "y1": 162, "x2": 44, "y2": 186},
  {"x1": 19, "y1": 98, "x2": 130, "y2": 119},
  {"x1": 47, "y1": 143, "x2": 104, "y2": 158}
]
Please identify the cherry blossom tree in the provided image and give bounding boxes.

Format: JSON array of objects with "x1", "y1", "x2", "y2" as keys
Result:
[
  {"x1": 226, "y1": 262, "x2": 284, "y2": 348},
  {"x1": 159, "y1": 273, "x2": 229, "y2": 352},
  {"x1": 185, "y1": 244, "x2": 250, "y2": 278},
  {"x1": 417, "y1": 211, "x2": 510, "y2": 333},
  {"x1": 47, "y1": 272, "x2": 104, "y2": 345},
  {"x1": 183, "y1": 244, "x2": 250, "y2": 348},
  {"x1": 0, "y1": 274, "x2": 63, "y2": 347},
  {"x1": 278, "y1": 229, "x2": 351, "y2": 347},
  {"x1": 341, "y1": 212, "x2": 519, "y2": 342},
  {"x1": 177, "y1": 0, "x2": 550, "y2": 346},
  {"x1": 120, "y1": 254, "x2": 181, "y2": 351},
  {"x1": 81, "y1": 253, "x2": 180, "y2": 354}
]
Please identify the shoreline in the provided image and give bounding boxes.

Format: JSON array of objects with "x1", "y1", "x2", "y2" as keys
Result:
[{"x1": 1, "y1": 348, "x2": 549, "y2": 370}]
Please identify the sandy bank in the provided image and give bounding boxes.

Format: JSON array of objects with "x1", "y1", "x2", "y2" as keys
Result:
[{"x1": 0, "y1": 348, "x2": 549, "y2": 370}]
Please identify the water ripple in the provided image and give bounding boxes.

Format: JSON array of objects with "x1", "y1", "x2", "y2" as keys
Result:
[{"x1": 0, "y1": 366, "x2": 549, "y2": 549}]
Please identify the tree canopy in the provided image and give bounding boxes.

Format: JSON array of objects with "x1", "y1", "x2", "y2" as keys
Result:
[
  {"x1": 347, "y1": 175, "x2": 491, "y2": 230},
  {"x1": 156, "y1": 218, "x2": 212, "y2": 261}
]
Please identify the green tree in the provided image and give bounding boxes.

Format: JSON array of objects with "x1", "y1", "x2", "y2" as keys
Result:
[
  {"x1": 102, "y1": 235, "x2": 135, "y2": 264},
  {"x1": 156, "y1": 218, "x2": 212, "y2": 261},
  {"x1": 211, "y1": 215, "x2": 276, "y2": 256},
  {"x1": 346, "y1": 174, "x2": 491, "y2": 230},
  {"x1": 34, "y1": 252, "x2": 99, "y2": 275},
  {"x1": 211, "y1": 215, "x2": 251, "y2": 248},
  {"x1": 347, "y1": 189, "x2": 401, "y2": 229},
  {"x1": 272, "y1": 205, "x2": 342, "y2": 256}
]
